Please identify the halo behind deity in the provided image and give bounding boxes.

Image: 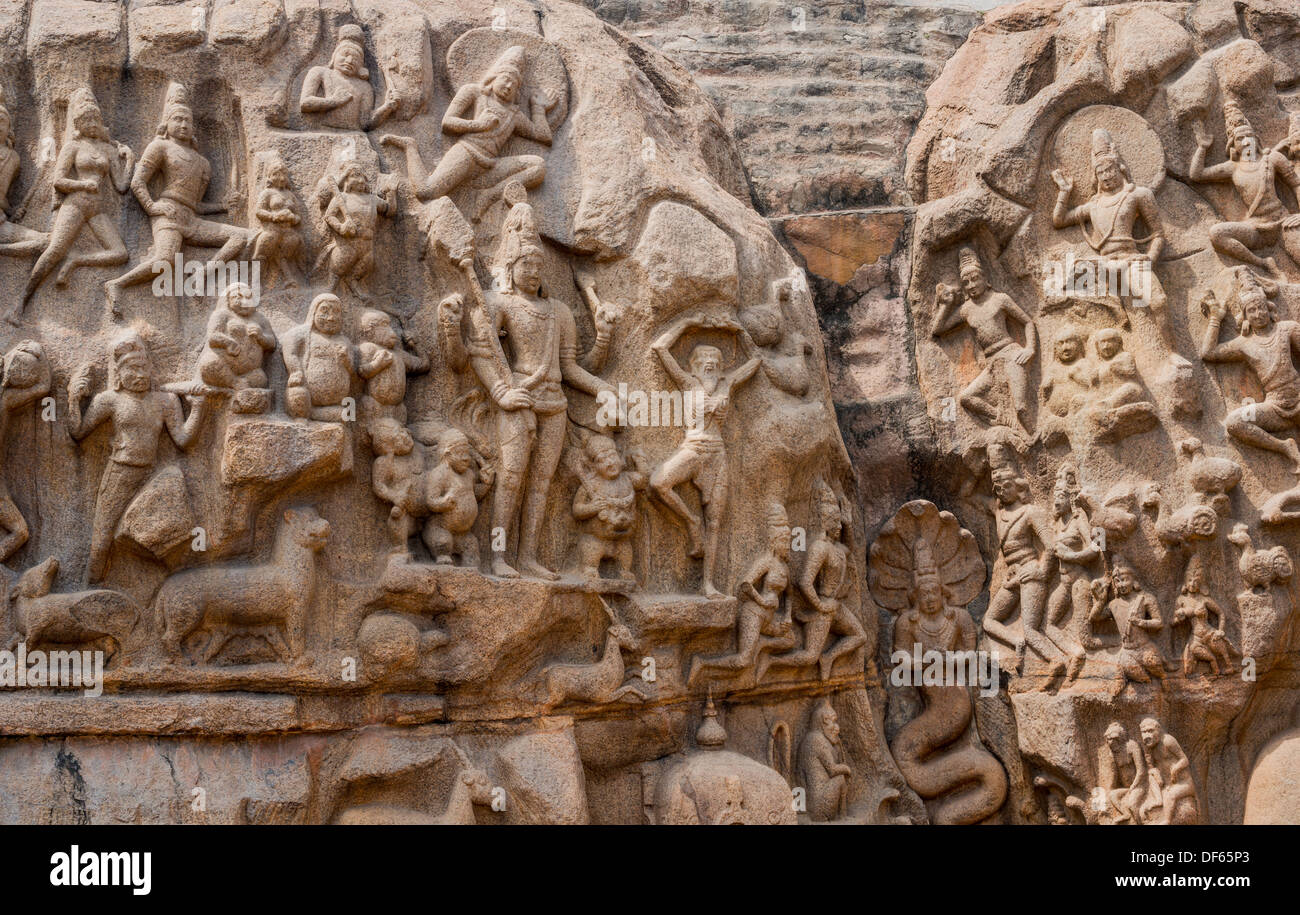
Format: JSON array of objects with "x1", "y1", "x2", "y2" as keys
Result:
[
  {"x1": 446, "y1": 27, "x2": 570, "y2": 130},
  {"x1": 1049, "y1": 104, "x2": 1166, "y2": 194}
]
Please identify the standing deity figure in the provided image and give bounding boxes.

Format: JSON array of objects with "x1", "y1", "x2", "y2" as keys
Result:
[
  {"x1": 1051, "y1": 129, "x2": 1176, "y2": 354},
  {"x1": 1190, "y1": 100, "x2": 1300, "y2": 275},
  {"x1": 250, "y1": 151, "x2": 305, "y2": 289},
  {"x1": 298, "y1": 24, "x2": 398, "y2": 132},
  {"x1": 760, "y1": 480, "x2": 867, "y2": 681},
  {"x1": 0, "y1": 341, "x2": 51, "y2": 563},
  {"x1": 1096, "y1": 721, "x2": 1147, "y2": 824},
  {"x1": 1044, "y1": 463, "x2": 1092, "y2": 676},
  {"x1": 1172, "y1": 555, "x2": 1235, "y2": 676},
  {"x1": 19, "y1": 89, "x2": 129, "y2": 316},
  {"x1": 797, "y1": 700, "x2": 852, "y2": 822},
  {"x1": 382, "y1": 45, "x2": 557, "y2": 213},
  {"x1": 282, "y1": 293, "x2": 357, "y2": 422},
  {"x1": 983, "y1": 462, "x2": 1080, "y2": 680},
  {"x1": 68, "y1": 332, "x2": 208, "y2": 583},
  {"x1": 650, "y1": 316, "x2": 760, "y2": 598},
  {"x1": 463, "y1": 197, "x2": 611, "y2": 579},
  {"x1": 1087, "y1": 556, "x2": 1165, "y2": 696},
  {"x1": 1137, "y1": 718, "x2": 1200, "y2": 825},
  {"x1": 314, "y1": 162, "x2": 396, "y2": 300},
  {"x1": 931, "y1": 248, "x2": 1038, "y2": 438},
  {"x1": 688, "y1": 503, "x2": 797, "y2": 685},
  {"x1": 105, "y1": 83, "x2": 249, "y2": 316},
  {"x1": 1198, "y1": 270, "x2": 1300, "y2": 473}
]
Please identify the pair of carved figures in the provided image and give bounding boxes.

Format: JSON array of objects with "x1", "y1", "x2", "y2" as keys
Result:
[
  {"x1": 687, "y1": 483, "x2": 866, "y2": 687},
  {"x1": 1093, "y1": 718, "x2": 1200, "y2": 825}
]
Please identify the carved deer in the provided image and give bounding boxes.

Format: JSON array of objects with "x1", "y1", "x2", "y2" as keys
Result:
[{"x1": 541, "y1": 598, "x2": 647, "y2": 709}]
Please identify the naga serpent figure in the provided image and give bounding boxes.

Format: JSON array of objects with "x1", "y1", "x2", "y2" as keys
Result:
[{"x1": 869, "y1": 502, "x2": 1008, "y2": 824}]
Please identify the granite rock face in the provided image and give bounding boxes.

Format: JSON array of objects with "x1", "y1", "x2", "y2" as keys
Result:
[
  {"x1": 2, "y1": 0, "x2": 1298, "y2": 826},
  {"x1": 0, "y1": 0, "x2": 909, "y2": 825}
]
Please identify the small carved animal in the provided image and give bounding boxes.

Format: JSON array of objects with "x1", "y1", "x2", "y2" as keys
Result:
[
  {"x1": 157, "y1": 506, "x2": 330, "y2": 664},
  {"x1": 541, "y1": 600, "x2": 646, "y2": 709},
  {"x1": 7, "y1": 557, "x2": 140, "y2": 662}
]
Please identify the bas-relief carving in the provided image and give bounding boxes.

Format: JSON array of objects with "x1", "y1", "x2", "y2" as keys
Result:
[
  {"x1": 904, "y1": 0, "x2": 1300, "y2": 823},
  {"x1": 0, "y1": 7, "x2": 880, "y2": 825}
]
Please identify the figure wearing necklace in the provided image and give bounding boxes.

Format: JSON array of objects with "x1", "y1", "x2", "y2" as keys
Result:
[
  {"x1": 382, "y1": 45, "x2": 557, "y2": 216},
  {"x1": 1051, "y1": 129, "x2": 1177, "y2": 357},
  {"x1": 465, "y1": 197, "x2": 612, "y2": 579},
  {"x1": 1190, "y1": 100, "x2": 1300, "y2": 276}
]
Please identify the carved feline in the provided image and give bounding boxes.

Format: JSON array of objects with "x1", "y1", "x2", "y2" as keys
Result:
[{"x1": 156, "y1": 507, "x2": 331, "y2": 664}]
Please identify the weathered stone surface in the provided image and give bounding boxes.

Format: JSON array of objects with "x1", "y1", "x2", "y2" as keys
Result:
[{"x1": 0, "y1": 0, "x2": 891, "y2": 826}]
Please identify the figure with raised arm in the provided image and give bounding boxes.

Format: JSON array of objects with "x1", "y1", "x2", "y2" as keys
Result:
[
  {"x1": 649, "y1": 314, "x2": 761, "y2": 598},
  {"x1": 1198, "y1": 270, "x2": 1300, "y2": 472},
  {"x1": 931, "y1": 248, "x2": 1038, "y2": 437},
  {"x1": 381, "y1": 45, "x2": 557, "y2": 215},
  {"x1": 68, "y1": 332, "x2": 207, "y2": 583},
  {"x1": 1189, "y1": 100, "x2": 1300, "y2": 275}
]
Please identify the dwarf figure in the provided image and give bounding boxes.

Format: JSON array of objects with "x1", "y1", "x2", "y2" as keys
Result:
[
  {"x1": 358, "y1": 308, "x2": 428, "y2": 434},
  {"x1": 423, "y1": 428, "x2": 489, "y2": 567},
  {"x1": 314, "y1": 161, "x2": 397, "y2": 299},
  {"x1": 282, "y1": 293, "x2": 356, "y2": 421},
  {"x1": 1039, "y1": 324, "x2": 1094, "y2": 444},
  {"x1": 571, "y1": 432, "x2": 647, "y2": 586},
  {"x1": 298, "y1": 24, "x2": 399, "y2": 131},
  {"x1": 251, "y1": 151, "x2": 306, "y2": 289},
  {"x1": 198, "y1": 282, "x2": 277, "y2": 409},
  {"x1": 369, "y1": 417, "x2": 427, "y2": 552}
]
